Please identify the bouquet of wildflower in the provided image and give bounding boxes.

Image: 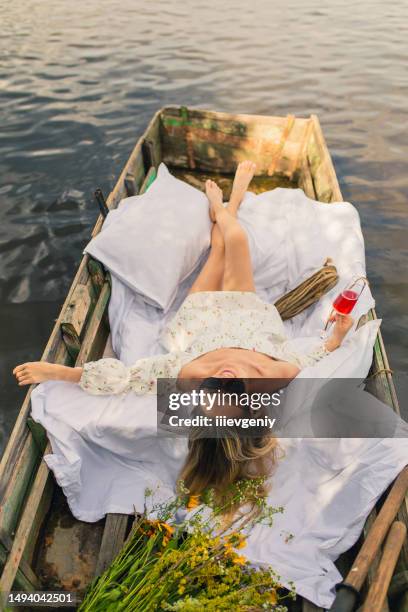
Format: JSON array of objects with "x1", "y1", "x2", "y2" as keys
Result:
[{"x1": 78, "y1": 478, "x2": 295, "y2": 611}]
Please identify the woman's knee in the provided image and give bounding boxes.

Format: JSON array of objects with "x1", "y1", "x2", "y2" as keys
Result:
[{"x1": 225, "y1": 223, "x2": 248, "y2": 246}]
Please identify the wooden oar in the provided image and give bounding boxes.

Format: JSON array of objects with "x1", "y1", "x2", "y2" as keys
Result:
[
  {"x1": 361, "y1": 521, "x2": 407, "y2": 612},
  {"x1": 94, "y1": 188, "x2": 109, "y2": 218},
  {"x1": 330, "y1": 466, "x2": 408, "y2": 612}
]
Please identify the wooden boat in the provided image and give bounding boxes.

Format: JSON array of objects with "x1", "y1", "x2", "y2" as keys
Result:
[{"x1": 0, "y1": 106, "x2": 407, "y2": 611}]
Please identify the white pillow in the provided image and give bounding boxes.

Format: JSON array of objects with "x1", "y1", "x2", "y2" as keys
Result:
[{"x1": 85, "y1": 163, "x2": 212, "y2": 311}]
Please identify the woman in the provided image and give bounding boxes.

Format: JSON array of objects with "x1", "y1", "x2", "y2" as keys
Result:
[
  {"x1": 14, "y1": 161, "x2": 353, "y2": 505},
  {"x1": 14, "y1": 161, "x2": 352, "y2": 391}
]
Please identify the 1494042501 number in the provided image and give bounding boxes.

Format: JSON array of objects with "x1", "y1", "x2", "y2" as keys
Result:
[{"x1": 3, "y1": 591, "x2": 78, "y2": 607}]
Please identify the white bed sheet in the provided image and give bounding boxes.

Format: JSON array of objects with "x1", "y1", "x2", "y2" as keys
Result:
[{"x1": 31, "y1": 187, "x2": 408, "y2": 608}]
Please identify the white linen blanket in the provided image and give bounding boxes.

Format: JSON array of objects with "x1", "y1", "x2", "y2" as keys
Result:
[{"x1": 31, "y1": 187, "x2": 408, "y2": 608}]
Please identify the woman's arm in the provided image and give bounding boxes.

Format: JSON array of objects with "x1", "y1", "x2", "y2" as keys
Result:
[
  {"x1": 13, "y1": 359, "x2": 132, "y2": 395},
  {"x1": 292, "y1": 314, "x2": 354, "y2": 368},
  {"x1": 14, "y1": 352, "x2": 184, "y2": 396},
  {"x1": 13, "y1": 362, "x2": 82, "y2": 386}
]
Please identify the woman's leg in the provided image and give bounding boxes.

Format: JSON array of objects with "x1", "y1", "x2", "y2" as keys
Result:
[
  {"x1": 213, "y1": 205, "x2": 255, "y2": 292},
  {"x1": 227, "y1": 160, "x2": 257, "y2": 214},
  {"x1": 188, "y1": 182, "x2": 225, "y2": 294},
  {"x1": 219, "y1": 160, "x2": 257, "y2": 291},
  {"x1": 188, "y1": 161, "x2": 256, "y2": 294}
]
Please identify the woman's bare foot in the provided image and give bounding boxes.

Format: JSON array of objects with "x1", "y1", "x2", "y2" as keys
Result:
[
  {"x1": 205, "y1": 179, "x2": 224, "y2": 222},
  {"x1": 13, "y1": 362, "x2": 82, "y2": 385},
  {"x1": 13, "y1": 362, "x2": 60, "y2": 385},
  {"x1": 228, "y1": 160, "x2": 257, "y2": 215}
]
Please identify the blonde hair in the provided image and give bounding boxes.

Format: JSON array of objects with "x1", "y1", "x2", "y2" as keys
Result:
[{"x1": 179, "y1": 434, "x2": 281, "y2": 516}]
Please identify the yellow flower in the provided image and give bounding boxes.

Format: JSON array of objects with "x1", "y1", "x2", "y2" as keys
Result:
[
  {"x1": 232, "y1": 554, "x2": 247, "y2": 565},
  {"x1": 177, "y1": 586, "x2": 185, "y2": 595},
  {"x1": 161, "y1": 522, "x2": 174, "y2": 536},
  {"x1": 186, "y1": 494, "x2": 201, "y2": 510},
  {"x1": 266, "y1": 589, "x2": 278, "y2": 604},
  {"x1": 225, "y1": 532, "x2": 247, "y2": 550},
  {"x1": 230, "y1": 533, "x2": 247, "y2": 549}
]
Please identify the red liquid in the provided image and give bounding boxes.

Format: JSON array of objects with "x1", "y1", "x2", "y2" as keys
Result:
[{"x1": 333, "y1": 290, "x2": 358, "y2": 314}]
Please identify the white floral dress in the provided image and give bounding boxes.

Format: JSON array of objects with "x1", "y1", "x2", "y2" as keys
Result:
[{"x1": 79, "y1": 291, "x2": 330, "y2": 395}]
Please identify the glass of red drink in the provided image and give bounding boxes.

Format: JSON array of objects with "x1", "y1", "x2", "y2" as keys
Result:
[{"x1": 324, "y1": 277, "x2": 367, "y2": 331}]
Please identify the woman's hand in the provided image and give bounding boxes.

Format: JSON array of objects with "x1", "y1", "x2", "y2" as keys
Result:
[
  {"x1": 13, "y1": 362, "x2": 82, "y2": 385},
  {"x1": 325, "y1": 313, "x2": 354, "y2": 352}
]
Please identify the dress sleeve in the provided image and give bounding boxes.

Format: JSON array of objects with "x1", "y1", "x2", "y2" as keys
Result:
[
  {"x1": 79, "y1": 354, "x2": 183, "y2": 396},
  {"x1": 277, "y1": 340, "x2": 331, "y2": 369},
  {"x1": 296, "y1": 343, "x2": 331, "y2": 368}
]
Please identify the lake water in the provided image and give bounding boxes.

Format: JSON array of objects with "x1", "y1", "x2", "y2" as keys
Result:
[{"x1": 1, "y1": 0, "x2": 407, "y2": 452}]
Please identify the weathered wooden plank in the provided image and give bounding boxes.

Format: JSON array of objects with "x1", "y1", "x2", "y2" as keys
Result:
[
  {"x1": 162, "y1": 125, "x2": 300, "y2": 175},
  {"x1": 298, "y1": 159, "x2": 316, "y2": 198},
  {"x1": 128, "y1": 156, "x2": 146, "y2": 195},
  {"x1": 26, "y1": 417, "x2": 47, "y2": 453},
  {"x1": 177, "y1": 106, "x2": 196, "y2": 170},
  {"x1": 0, "y1": 432, "x2": 41, "y2": 542},
  {"x1": 361, "y1": 510, "x2": 390, "y2": 611},
  {"x1": 161, "y1": 106, "x2": 309, "y2": 175},
  {"x1": 161, "y1": 105, "x2": 290, "y2": 133},
  {"x1": 290, "y1": 118, "x2": 313, "y2": 180},
  {"x1": 267, "y1": 114, "x2": 295, "y2": 176},
  {"x1": 94, "y1": 514, "x2": 129, "y2": 577},
  {"x1": 368, "y1": 308, "x2": 400, "y2": 412},
  {"x1": 75, "y1": 281, "x2": 111, "y2": 367},
  {"x1": 0, "y1": 540, "x2": 38, "y2": 592},
  {"x1": 142, "y1": 139, "x2": 157, "y2": 171},
  {"x1": 124, "y1": 172, "x2": 138, "y2": 197},
  {"x1": 144, "y1": 112, "x2": 162, "y2": 168},
  {"x1": 362, "y1": 522, "x2": 406, "y2": 612},
  {"x1": 308, "y1": 115, "x2": 342, "y2": 202},
  {"x1": 22, "y1": 475, "x2": 53, "y2": 569},
  {"x1": 61, "y1": 283, "x2": 92, "y2": 360},
  {"x1": 87, "y1": 257, "x2": 105, "y2": 294},
  {"x1": 0, "y1": 448, "x2": 51, "y2": 593}
]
